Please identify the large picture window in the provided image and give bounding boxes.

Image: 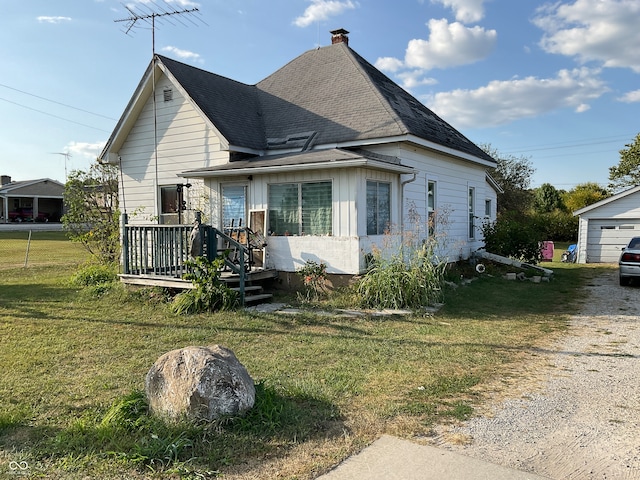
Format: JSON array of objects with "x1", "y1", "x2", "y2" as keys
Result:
[
  {"x1": 268, "y1": 181, "x2": 332, "y2": 236},
  {"x1": 366, "y1": 181, "x2": 390, "y2": 235}
]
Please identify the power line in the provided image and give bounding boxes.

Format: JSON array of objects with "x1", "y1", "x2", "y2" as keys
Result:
[
  {"x1": 0, "y1": 82, "x2": 117, "y2": 121},
  {"x1": 0, "y1": 96, "x2": 111, "y2": 133},
  {"x1": 501, "y1": 133, "x2": 637, "y2": 155}
]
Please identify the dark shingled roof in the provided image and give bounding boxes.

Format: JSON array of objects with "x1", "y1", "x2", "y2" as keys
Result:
[
  {"x1": 158, "y1": 55, "x2": 265, "y2": 150},
  {"x1": 157, "y1": 41, "x2": 494, "y2": 164}
]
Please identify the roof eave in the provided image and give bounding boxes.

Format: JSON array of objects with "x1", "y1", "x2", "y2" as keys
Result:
[
  {"x1": 181, "y1": 158, "x2": 415, "y2": 178},
  {"x1": 573, "y1": 184, "x2": 640, "y2": 216},
  {"x1": 325, "y1": 135, "x2": 495, "y2": 168}
]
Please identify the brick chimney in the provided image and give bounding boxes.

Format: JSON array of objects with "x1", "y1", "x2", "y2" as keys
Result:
[
  {"x1": 331, "y1": 28, "x2": 349, "y2": 46},
  {"x1": 1, "y1": 175, "x2": 11, "y2": 186}
]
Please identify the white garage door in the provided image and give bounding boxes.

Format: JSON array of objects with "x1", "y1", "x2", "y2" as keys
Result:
[{"x1": 587, "y1": 220, "x2": 640, "y2": 262}]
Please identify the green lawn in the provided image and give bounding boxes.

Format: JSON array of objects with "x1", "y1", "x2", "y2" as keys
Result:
[
  {"x1": 0, "y1": 231, "x2": 89, "y2": 269},
  {"x1": 0, "y1": 240, "x2": 608, "y2": 479}
]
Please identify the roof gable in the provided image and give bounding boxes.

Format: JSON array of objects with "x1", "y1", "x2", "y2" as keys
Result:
[
  {"x1": 574, "y1": 185, "x2": 640, "y2": 216},
  {"x1": 0, "y1": 178, "x2": 64, "y2": 196}
]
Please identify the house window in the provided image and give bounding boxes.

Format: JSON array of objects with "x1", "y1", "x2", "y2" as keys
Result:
[
  {"x1": 160, "y1": 186, "x2": 178, "y2": 214},
  {"x1": 222, "y1": 185, "x2": 247, "y2": 228},
  {"x1": 485, "y1": 199, "x2": 492, "y2": 218},
  {"x1": 268, "y1": 181, "x2": 332, "y2": 236},
  {"x1": 366, "y1": 181, "x2": 390, "y2": 235},
  {"x1": 468, "y1": 187, "x2": 475, "y2": 239},
  {"x1": 427, "y1": 181, "x2": 437, "y2": 236}
]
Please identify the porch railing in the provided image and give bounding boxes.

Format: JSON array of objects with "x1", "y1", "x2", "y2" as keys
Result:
[{"x1": 120, "y1": 213, "x2": 252, "y2": 304}]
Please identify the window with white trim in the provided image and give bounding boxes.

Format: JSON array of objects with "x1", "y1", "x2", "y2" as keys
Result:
[
  {"x1": 427, "y1": 181, "x2": 437, "y2": 236},
  {"x1": 485, "y1": 199, "x2": 492, "y2": 218},
  {"x1": 366, "y1": 180, "x2": 390, "y2": 235},
  {"x1": 468, "y1": 187, "x2": 475, "y2": 239},
  {"x1": 268, "y1": 181, "x2": 332, "y2": 235}
]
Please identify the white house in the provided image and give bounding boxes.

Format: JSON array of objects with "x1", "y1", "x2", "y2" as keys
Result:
[
  {"x1": 574, "y1": 185, "x2": 640, "y2": 263},
  {"x1": 99, "y1": 29, "x2": 498, "y2": 276}
]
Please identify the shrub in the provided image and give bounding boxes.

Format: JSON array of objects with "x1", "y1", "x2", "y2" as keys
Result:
[
  {"x1": 171, "y1": 256, "x2": 238, "y2": 314},
  {"x1": 296, "y1": 260, "x2": 328, "y2": 303},
  {"x1": 71, "y1": 263, "x2": 118, "y2": 287},
  {"x1": 481, "y1": 213, "x2": 544, "y2": 264}
]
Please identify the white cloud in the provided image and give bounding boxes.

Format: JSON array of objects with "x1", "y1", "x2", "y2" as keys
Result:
[
  {"x1": 427, "y1": 68, "x2": 609, "y2": 128},
  {"x1": 65, "y1": 141, "x2": 106, "y2": 160},
  {"x1": 397, "y1": 71, "x2": 438, "y2": 90},
  {"x1": 533, "y1": 0, "x2": 640, "y2": 73},
  {"x1": 405, "y1": 19, "x2": 496, "y2": 70},
  {"x1": 37, "y1": 16, "x2": 72, "y2": 24},
  {"x1": 431, "y1": 0, "x2": 488, "y2": 23},
  {"x1": 374, "y1": 57, "x2": 404, "y2": 73},
  {"x1": 161, "y1": 46, "x2": 203, "y2": 63},
  {"x1": 293, "y1": 0, "x2": 357, "y2": 28},
  {"x1": 618, "y1": 89, "x2": 640, "y2": 102}
]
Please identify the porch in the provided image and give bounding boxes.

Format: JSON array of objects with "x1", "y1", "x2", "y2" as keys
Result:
[{"x1": 119, "y1": 214, "x2": 276, "y2": 305}]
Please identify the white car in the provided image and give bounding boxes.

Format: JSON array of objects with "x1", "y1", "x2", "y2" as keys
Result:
[{"x1": 619, "y1": 237, "x2": 640, "y2": 286}]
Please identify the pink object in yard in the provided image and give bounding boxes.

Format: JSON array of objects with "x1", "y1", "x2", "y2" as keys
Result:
[{"x1": 541, "y1": 241, "x2": 554, "y2": 262}]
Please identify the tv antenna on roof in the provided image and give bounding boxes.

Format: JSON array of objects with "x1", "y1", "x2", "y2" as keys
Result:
[
  {"x1": 114, "y1": 2, "x2": 206, "y2": 221},
  {"x1": 114, "y1": 2, "x2": 205, "y2": 55},
  {"x1": 51, "y1": 152, "x2": 71, "y2": 182}
]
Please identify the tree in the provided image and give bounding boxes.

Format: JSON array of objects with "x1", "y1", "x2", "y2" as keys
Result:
[
  {"x1": 563, "y1": 182, "x2": 611, "y2": 212},
  {"x1": 609, "y1": 133, "x2": 640, "y2": 192},
  {"x1": 62, "y1": 162, "x2": 120, "y2": 264},
  {"x1": 533, "y1": 183, "x2": 565, "y2": 213},
  {"x1": 481, "y1": 144, "x2": 535, "y2": 214}
]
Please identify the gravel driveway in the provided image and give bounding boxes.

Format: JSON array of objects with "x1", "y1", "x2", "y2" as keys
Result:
[{"x1": 434, "y1": 270, "x2": 640, "y2": 479}]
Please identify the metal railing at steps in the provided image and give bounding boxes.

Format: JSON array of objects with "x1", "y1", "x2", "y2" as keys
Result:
[{"x1": 120, "y1": 213, "x2": 250, "y2": 305}]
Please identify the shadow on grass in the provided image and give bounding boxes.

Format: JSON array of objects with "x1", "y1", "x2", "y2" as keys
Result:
[{"x1": 0, "y1": 383, "x2": 343, "y2": 477}]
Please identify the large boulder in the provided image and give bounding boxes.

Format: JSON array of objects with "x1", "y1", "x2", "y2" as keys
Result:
[{"x1": 145, "y1": 345, "x2": 255, "y2": 421}]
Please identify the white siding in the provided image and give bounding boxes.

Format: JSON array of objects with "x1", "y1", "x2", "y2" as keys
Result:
[
  {"x1": 370, "y1": 143, "x2": 493, "y2": 262},
  {"x1": 118, "y1": 75, "x2": 227, "y2": 223},
  {"x1": 576, "y1": 189, "x2": 640, "y2": 263},
  {"x1": 199, "y1": 166, "x2": 407, "y2": 274},
  {"x1": 203, "y1": 144, "x2": 495, "y2": 274}
]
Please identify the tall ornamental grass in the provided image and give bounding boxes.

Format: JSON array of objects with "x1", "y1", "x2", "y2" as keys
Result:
[{"x1": 356, "y1": 204, "x2": 448, "y2": 310}]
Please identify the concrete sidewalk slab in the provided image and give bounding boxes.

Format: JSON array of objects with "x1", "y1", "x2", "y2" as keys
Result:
[{"x1": 317, "y1": 435, "x2": 550, "y2": 480}]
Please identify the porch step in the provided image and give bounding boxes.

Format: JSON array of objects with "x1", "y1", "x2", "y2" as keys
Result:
[
  {"x1": 220, "y1": 269, "x2": 278, "y2": 283},
  {"x1": 119, "y1": 269, "x2": 277, "y2": 306},
  {"x1": 118, "y1": 274, "x2": 195, "y2": 289},
  {"x1": 244, "y1": 293, "x2": 274, "y2": 305}
]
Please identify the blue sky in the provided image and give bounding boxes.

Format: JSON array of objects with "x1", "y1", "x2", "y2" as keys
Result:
[{"x1": 1, "y1": 0, "x2": 639, "y2": 190}]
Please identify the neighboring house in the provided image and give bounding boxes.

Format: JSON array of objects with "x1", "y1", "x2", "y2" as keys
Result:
[
  {"x1": 574, "y1": 185, "x2": 640, "y2": 263},
  {"x1": 0, "y1": 175, "x2": 64, "y2": 223},
  {"x1": 99, "y1": 29, "x2": 497, "y2": 276}
]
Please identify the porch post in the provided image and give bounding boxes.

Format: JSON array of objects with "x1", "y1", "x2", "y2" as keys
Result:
[{"x1": 121, "y1": 213, "x2": 129, "y2": 274}]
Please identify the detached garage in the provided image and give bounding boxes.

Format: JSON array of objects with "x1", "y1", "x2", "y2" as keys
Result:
[{"x1": 574, "y1": 185, "x2": 640, "y2": 263}]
